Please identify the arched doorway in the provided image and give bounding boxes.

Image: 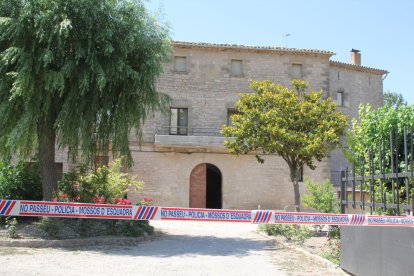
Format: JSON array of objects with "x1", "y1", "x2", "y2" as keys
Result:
[{"x1": 189, "y1": 163, "x2": 222, "y2": 209}]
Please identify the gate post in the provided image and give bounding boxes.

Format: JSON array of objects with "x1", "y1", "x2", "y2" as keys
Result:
[
  {"x1": 341, "y1": 170, "x2": 346, "y2": 214},
  {"x1": 412, "y1": 194, "x2": 414, "y2": 216}
]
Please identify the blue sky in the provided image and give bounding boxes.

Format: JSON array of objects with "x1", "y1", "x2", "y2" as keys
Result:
[{"x1": 146, "y1": 0, "x2": 414, "y2": 104}]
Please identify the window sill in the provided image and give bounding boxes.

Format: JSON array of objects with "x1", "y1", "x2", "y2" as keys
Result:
[
  {"x1": 172, "y1": 70, "x2": 189, "y2": 75},
  {"x1": 230, "y1": 74, "x2": 245, "y2": 78}
]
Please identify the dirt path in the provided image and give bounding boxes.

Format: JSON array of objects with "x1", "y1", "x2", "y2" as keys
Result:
[{"x1": 0, "y1": 221, "x2": 345, "y2": 276}]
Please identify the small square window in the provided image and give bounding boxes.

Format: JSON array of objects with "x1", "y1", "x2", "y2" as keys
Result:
[
  {"x1": 174, "y1": 56, "x2": 186, "y2": 72},
  {"x1": 337, "y1": 91, "x2": 344, "y2": 106},
  {"x1": 231, "y1": 59, "x2": 242, "y2": 76},
  {"x1": 292, "y1": 64, "x2": 303, "y2": 79}
]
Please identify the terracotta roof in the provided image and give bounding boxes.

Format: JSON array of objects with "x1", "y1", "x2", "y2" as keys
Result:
[
  {"x1": 172, "y1": 41, "x2": 335, "y2": 56},
  {"x1": 330, "y1": 61, "x2": 388, "y2": 75}
]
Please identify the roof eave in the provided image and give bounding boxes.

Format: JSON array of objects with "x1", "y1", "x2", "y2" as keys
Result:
[
  {"x1": 330, "y1": 61, "x2": 388, "y2": 75},
  {"x1": 172, "y1": 41, "x2": 335, "y2": 57}
]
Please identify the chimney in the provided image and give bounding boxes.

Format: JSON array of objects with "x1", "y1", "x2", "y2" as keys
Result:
[{"x1": 350, "y1": 49, "x2": 361, "y2": 66}]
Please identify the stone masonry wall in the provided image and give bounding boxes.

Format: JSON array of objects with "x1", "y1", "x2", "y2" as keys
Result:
[
  {"x1": 136, "y1": 46, "x2": 331, "y2": 143},
  {"x1": 127, "y1": 145, "x2": 330, "y2": 210},
  {"x1": 54, "y1": 44, "x2": 384, "y2": 210},
  {"x1": 329, "y1": 63, "x2": 384, "y2": 173}
]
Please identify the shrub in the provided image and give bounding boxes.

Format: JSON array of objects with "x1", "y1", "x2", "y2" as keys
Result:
[
  {"x1": 302, "y1": 178, "x2": 338, "y2": 214},
  {"x1": 56, "y1": 158, "x2": 143, "y2": 204},
  {"x1": 51, "y1": 158, "x2": 151, "y2": 238},
  {"x1": 115, "y1": 220, "x2": 148, "y2": 237},
  {"x1": 38, "y1": 217, "x2": 61, "y2": 238},
  {"x1": 258, "y1": 223, "x2": 312, "y2": 244},
  {"x1": 0, "y1": 161, "x2": 42, "y2": 200},
  {"x1": 302, "y1": 178, "x2": 340, "y2": 237},
  {"x1": 5, "y1": 217, "x2": 19, "y2": 239}
]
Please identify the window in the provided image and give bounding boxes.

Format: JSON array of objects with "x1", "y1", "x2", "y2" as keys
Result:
[
  {"x1": 292, "y1": 64, "x2": 303, "y2": 79},
  {"x1": 227, "y1": 109, "x2": 240, "y2": 126},
  {"x1": 174, "y1": 56, "x2": 186, "y2": 72},
  {"x1": 337, "y1": 91, "x2": 344, "y2": 106},
  {"x1": 230, "y1": 59, "x2": 242, "y2": 76},
  {"x1": 170, "y1": 108, "x2": 188, "y2": 135}
]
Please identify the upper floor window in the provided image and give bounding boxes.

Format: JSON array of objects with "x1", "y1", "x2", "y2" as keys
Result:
[
  {"x1": 230, "y1": 59, "x2": 242, "y2": 76},
  {"x1": 174, "y1": 56, "x2": 186, "y2": 72},
  {"x1": 337, "y1": 91, "x2": 344, "y2": 106},
  {"x1": 170, "y1": 108, "x2": 188, "y2": 135},
  {"x1": 292, "y1": 64, "x2": 303, "y2": 79},
  {"x1": 227, "y1": 109, "x2": 240, "y2": 126}
]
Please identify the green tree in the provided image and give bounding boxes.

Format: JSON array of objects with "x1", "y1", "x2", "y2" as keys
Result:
[
  {"x1": 0, "y1": 0, "x2": 170, "y2": 200},
  {"x1": 348, "y1": 104, "x2": 414, "y2": 159},
  {"x1": 347, "y1": 103, "x2": 414, "y2": 212},
  {"x1": 222, "y1": 80, "x2": 347, "y2": 211},
  {"x1": 383, "y1": 90, "x2": 407, "y2": 108}
]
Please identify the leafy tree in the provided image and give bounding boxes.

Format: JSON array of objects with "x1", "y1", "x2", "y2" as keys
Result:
[
  {"x1": 0, "y1": 0, "x2": 170, "y2": 200},
  {"x1": 347, "y1": 104, "x2": 414, "y2": 211},
  {"x1": 347, "y1": 104, "x2": 414, "y2": 160},
  {"x1": 222, "y1": 80, "x2": 347, "y2": 211},
  {"x1": 383, "y1": 90, "x2": 407, "y2": 108}
]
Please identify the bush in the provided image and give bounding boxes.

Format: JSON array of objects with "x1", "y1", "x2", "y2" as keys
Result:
[
  {"x1": 48, "y1": 158, "x2": 152, "y2": 238},
  {"x1": 0, "y1": 161, "x2": 42, "y2": 200},
  {"x1": 5, "y1": 217, "x2": 19, "y2": 239},
  {"x1": 37, "y1": 218, "x2": 154, "y2": 239},
  {"x1": 258, "y1": 223, "x2": 312, "y2": 244},
  {"x1": 56, "y1": 158, "x2": 143, "y2": 204},
  {"x1": 38, "y1": 217, "x2": 61, "y2": 238},
  {"x1": 302, "y1": 178, "x2": 338, "y2": 214},
  {"x1": 302, "y1": 178, "x2": 340, "y2": 237}
]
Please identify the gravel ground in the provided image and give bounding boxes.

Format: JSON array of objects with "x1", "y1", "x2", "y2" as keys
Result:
[{"x1": 0, "y1": 220, "x2": 346, "y2": 276}]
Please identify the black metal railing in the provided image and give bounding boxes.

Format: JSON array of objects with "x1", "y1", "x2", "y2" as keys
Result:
[
  {"x1": 340, "y1": 128, "x2": 414, "y2": 215},
  {"x1": 156, "y1": 126, "x2": 222, "y2": 137}
]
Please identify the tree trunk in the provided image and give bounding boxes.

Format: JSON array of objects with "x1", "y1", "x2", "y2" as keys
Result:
[
  {"x1": 290, "y1": 166, "x2": 301, "y2": 212},
  {"x1": 293, "y1": 179, "x2": 301, "y2": 212},
  {"x1": 38, "y1": 117, "x2": 57, "y2": 201}
]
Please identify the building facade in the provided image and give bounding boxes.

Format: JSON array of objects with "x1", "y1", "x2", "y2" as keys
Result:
[{"x1": 58, "y1": 42, "x2": 387, "y2": 210}]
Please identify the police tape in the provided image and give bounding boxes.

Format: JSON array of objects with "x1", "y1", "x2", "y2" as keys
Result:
[{"x1": 1, "y1": 199, "x2": 414, "y2": 227}]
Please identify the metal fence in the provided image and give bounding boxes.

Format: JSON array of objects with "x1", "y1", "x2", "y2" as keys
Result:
[
  {"x1": 156, "y1": 126, "x2": 222, "y2": 137},
  {"x1": 340, "y1": 128, "x2": 414, "y2": 215}
]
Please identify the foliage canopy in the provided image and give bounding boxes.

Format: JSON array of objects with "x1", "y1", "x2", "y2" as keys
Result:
[
  {"x1": 347, "y1": 103, "x2": 414, "y2": 163},
  {"x1": 222, "y1": 80, "x2": 347, "y2": 211},
  {"x1": 0, "y1": 0, "x2": 170, "y2": 199}
]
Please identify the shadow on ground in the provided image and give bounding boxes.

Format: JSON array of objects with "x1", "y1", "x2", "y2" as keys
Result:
[{"x1": 59, "y1": 232, "x2": 282, "y2": 258}]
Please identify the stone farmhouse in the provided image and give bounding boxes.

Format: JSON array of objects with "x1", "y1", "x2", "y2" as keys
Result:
[{"x1": 57, "y1": 41, "x2": 387, "y2": 210}]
